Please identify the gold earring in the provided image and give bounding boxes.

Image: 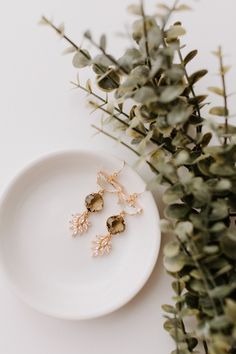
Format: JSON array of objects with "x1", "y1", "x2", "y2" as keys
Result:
[
  {"x1": 69, "y1": 164, "x2": 125, "y2": 237},
  {"x1": 91, "y1": 203, "x2": 143, "y2": 257},
  {"x1": 70, "y1": 190, "x2": 104, "y2": 237}
]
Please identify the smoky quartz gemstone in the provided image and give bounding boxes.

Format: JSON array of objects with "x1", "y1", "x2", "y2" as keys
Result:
[
  {"x1": 106, "y1": 215, "x2": 126, "y2": 235},
  {"x1": 85, "y1": 193, "x2": 104, "y2": 212}
]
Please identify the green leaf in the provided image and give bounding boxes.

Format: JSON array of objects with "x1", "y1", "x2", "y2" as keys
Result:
[
  {"x1": 140, "y1": 27, "x2": 162, "y2": 53},
  {"x1": 134, "y1": 87, "x2": 157, "y2": 104},
  {"x1": 163, "y1": 241, "x2": 180, "y2": 257},
  {"x1": 127, "y1": 4, "x2": 142, "y2": 15},
  {"x1": 96, "y1": 70, "x2": 120, "y2": 92},
  {"x1": 174, "y1": 150, "x2": 190, "y2": 166},
  {"x1": 165, "y1": 65, "x2": 184, "y2": 81},
  {"x1": 225, "y1": 299, "x2": 236, "y2": 322},
  {"x1": 164, "y1": 254, "x2": 186, "y2": 273},
  {"x1": 209, "y1": 199, "x2": 229, "y2": 221},
  {"x1": 84, "y1": 30, "x2": 92, "y2": 39},
  {"x1": 189, "y1": 69, "x2": 208, "y2": 85},
  {"x1": 190, "y1": 269, "x2": 202, "y2": 280},
  {"x1": 210, "y1": 162, "x2": 236, "y2": 176},
  {"x1": 118, "y1": 49, "x2": 143, "y2": 72},
  {"x1": 163, "y1": 184, "x2": 184, "y2": 203},
  {"x1": 221, "y1": 230, "x2": 236, "y2": 260},
  {"x1": 214, "y1": 178, "x2": 231, "y2": 192},
  {"x1": 208, "y1": 86, "x2": 224, "y2": 96},
  {"x1": 183, "y1": 50, "x2": 198, "y2": 66},
  {"x1": 72, "y1": 50, "x2": 91, "y2": 68},
  {"x1": 160, "y1": 219, "x2": 173, "y2": 233},
  {"x1": 62, "y1": 46, "x2": 77, "y2": 55},
  {"x1": 215, "y1": 264, "x2": 232, "y2": 277},
  {"x1": 160, "y1": 85, "x2": 185, "y2": 103},
  {"x1": 93, "y1": 54, "x2": 114, "y2": 70},
  {"x1": 165, "y1": 204, "x2": 191, "y2": 220},
  {"x1": 221, "y1": 65, "x2": 231, "y2": 74},
  {"x1": 99, "y1": 34, "x2": 107, "y2": 51},
  {"x1": 175, "y1": 221, "x2": 193, "y2": 241},
  {"x1": 176, "y1": 4, "x2": 192, "y2": 11},
  {"x1": 209, "y1": 106, "x2": 228, "y2": 116},
  {"x1": 156, "y1": 4, "x2": 170, "y2": 11},
  {"x1": 209, "y1": 284, "x2": 235, "y2": 299},
  {"x1": 210, "y1": 222, "x2": 226, "y2": 233},
  {"x1": 167, "y1": 104, "x2": 193, "y2": 126},
  {"x1": 166, "y1": 25, "x2": 186, "y2": 40},
  {"x1": 203, "y1": 245, "x2": 219, "y2": 255},
  {"x1": 189, "y1": 279, "x2": 206, "y2": 294},
  {"x1": 132, "y1": 18, "x2": 156, "y2": 42},
  {"x1": 210, "y1": 316, "x2": 231, "y2": 330},
  {"x1": 162, "y1": 304, "x2": 176, "y2": 314},
  {"x1": 172, "y1": 280, "x2": 185, "y2": 294},
  {"x1": 199, "y1": 132, "x2": 212, "y2": 147}
]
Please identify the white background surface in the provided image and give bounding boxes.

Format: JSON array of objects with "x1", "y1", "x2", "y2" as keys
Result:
[{"x1": 0, "y1": 0, "x2": 235, "y2": 353}]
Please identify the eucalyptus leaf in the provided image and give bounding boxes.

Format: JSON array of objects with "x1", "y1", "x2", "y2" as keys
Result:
[
  {"x1": 208, "y1": 86, "x2": 224, "y2": 96},
  {"x1": 134, "y1": 87, "x2": 157, "y2": 104},
  {"x1": 127, "y1": 4, "x2": 142, "y2": 15},
  {"x1": 209, "y1": 199, "x2": 229, "y2": 221},
  {"x1": 183, "y1": 50, "x2": 198, "y2": 66},
  {"x1": 160, "y1": 85, "x2": 185, "y2": 103},
  {"x1": 164, "y1": 254, "x2": 187, "y2": 273},
  {"x1": 45, "y1": 9, "x2": 236, "y2": 353},
  {"x1": 164, "y1": 241, "x2": 180, "y2": 257},
  {"x1": 221, "y1": 230, "x2": 236, "y2": 260},
  {"x1": 100, "y1": 34, "x2": 107, "y2": 51},
  {"x1": 209, "y1": 106, "x2": 228, "y2": 116},
  {"x1": 166, "y1": 25, "x2": 186, "y2": 40},
  {"x1": 72, "y1": 50, "x2": 91, "y2": 68},
  {"x1": 189, "y1": 69, "x2": 208, "y2": 85},
  {"x1": 225, "y1": 299, "x2": 236, "y2": 322},
  {"x1": 165, "y1": 204, "x2": 191, "y2": 220}
]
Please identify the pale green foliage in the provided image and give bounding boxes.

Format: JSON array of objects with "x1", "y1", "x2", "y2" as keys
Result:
[{"x1": 42, "y1": 2, "x2": 236, "y2": 353}]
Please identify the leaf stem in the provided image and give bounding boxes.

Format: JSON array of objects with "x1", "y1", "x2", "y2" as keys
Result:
[
  {"x1": 41, "y1": 16, "x2": 120, "y2": 88},
  {"x1": 91, "y1": 124, "x2": 160, "y2": 175},
  {"x1": 218, "y1": 46, "x2": 229, "y2": 145},
  {"x1": 140, "y1": 0, "x2": 151, "y2": 70},
  {"x1": 42, "y1": 16, "x2": 79, "y2": 51},
  {"x1": 84, "y1": 33, "x2": 129, "y2": 75},
  {"x1": 177, "y1": 47, "x2": 203, "y2": 134},
  {"x1": 188, "y1": 237, "x2": 219, "y2": 316},
  {"x1": 71, "y1": 81, "x2": 176, "y2": 153},
  {"x1": 71, "y1": 81, "x2": 129, "y2": 118},
  {"x1": 161, "y1": 0, "x2": 180, "y2": 31},
  {"x1": 203, "y1": 339, "x2": 209, "y2": 354}
]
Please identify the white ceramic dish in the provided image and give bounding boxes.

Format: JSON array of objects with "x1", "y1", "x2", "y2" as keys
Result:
[{"x1": 0, "y1": 150, "x2": 160, "y2": 320}]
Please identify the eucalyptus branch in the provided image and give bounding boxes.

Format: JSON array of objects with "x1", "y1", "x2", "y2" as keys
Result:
[
  {"x1": 140, "y1": 0, "x2": 151, "y2": 70},
  {"x1": 71, "y1": 81, "x2": 176, "y2": 154},
  {"x1": 175, "y1": 279, "x2": 191, "y2": 353},
  {"x1": 188, "y1": 237, "x2": 218, "y2": 316},
  {"x1": 174, "y1": 313, "x2": 180, "y2": 354},
  {"x1": 177, "y1": 47, "x2": 203, "y2": 134},
  {"x1": 91, "y1": 124, "x2": 165, "y2": 178},
  {"x1": 161, "y1": 0, "x2": 180, "y2": 31},
  {"x1": 43, "y1": 3, "x2": 236, "y2": 353},
  {"x1": 203, "y1": 340, "x2": 209, "y2": 354},
  {"x1": 71, "y1": 81, "x2": 129, "y2": 118},
  {"x1": 218, "y1": 46, "x2": 229, "y2": 145},
  {"x1": 41, "y1": 16, "x2": 120, "y2": 88},
  {"x1": 41, "y1": 16, "x2": 80, "y2": 51},
  {"x1": 83, "y1": 32, "x2": 129, "y2": 75}
]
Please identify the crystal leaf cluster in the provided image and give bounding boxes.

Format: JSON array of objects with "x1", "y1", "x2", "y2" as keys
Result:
[{"x1": 41, "y1": 2, "x2": 236, "y2": 353}]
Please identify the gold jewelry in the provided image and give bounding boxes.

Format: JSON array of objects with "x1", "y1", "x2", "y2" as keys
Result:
[
  {"x1": 70, "y1": 190, "x2": 104, "y2": 237},
  {"x1": 91, "y1": 207, "x2": 143, "y2": 257},
  {"x1": 69, "y1": 163, "x2": 125, "y2": 237}
]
